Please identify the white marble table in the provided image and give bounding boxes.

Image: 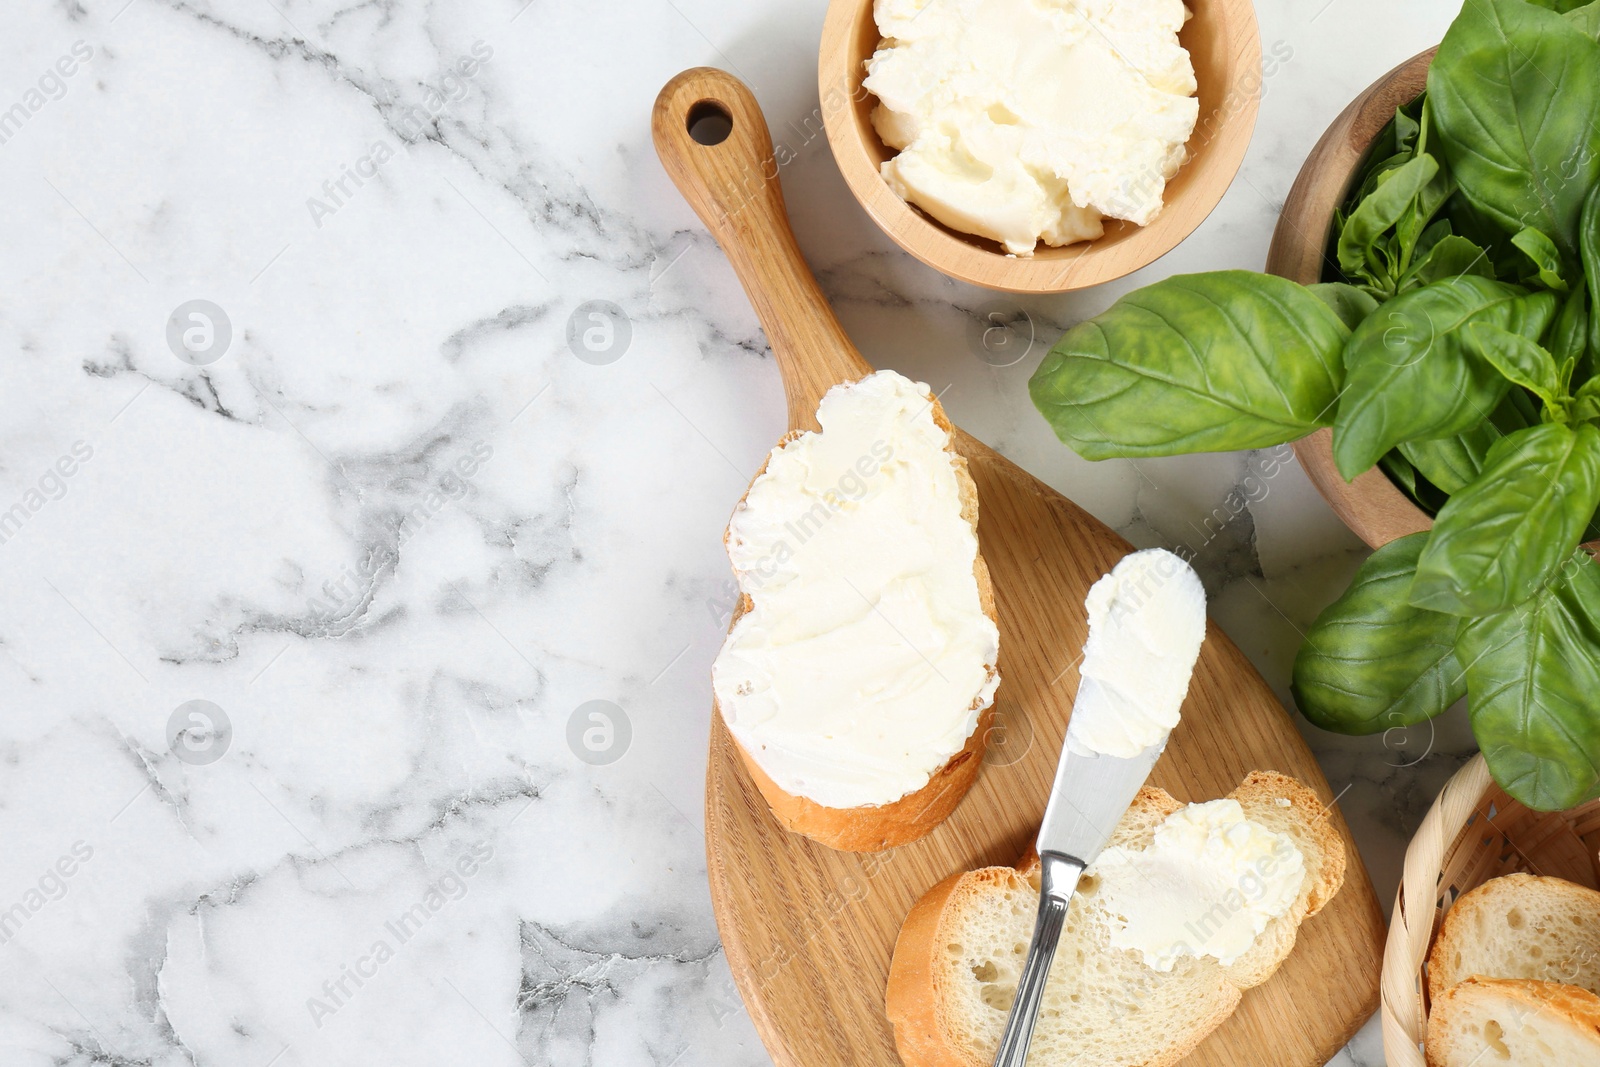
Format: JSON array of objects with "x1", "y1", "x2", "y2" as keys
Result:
[{"x1": 0, "y1": 1, "x2": 1473, "y2": 1064}]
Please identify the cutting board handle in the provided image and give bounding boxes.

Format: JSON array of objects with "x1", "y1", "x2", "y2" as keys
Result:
[{"x1": 653, "y1": 67, "x2": 873, "y2": 430}]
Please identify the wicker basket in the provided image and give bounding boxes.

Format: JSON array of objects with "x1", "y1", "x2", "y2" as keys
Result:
[{"x1": 1380, "y1": 754, "x2": 1600, "y2": 1065}]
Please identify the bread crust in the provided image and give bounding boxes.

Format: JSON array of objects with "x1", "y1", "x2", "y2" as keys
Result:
[
  {"x1": 1425, "y1": 976, "x2": 1600, "y2": 1067},
  {"x1": 1426, "y1": 872, "x2": 1600, "y2": 1006},
  {"x1": 885, "y1": 771, "x2": 1347, "y2": 1067},
  {"x1": 1236, "y1": 771, "x2": 1348, "y2": 921},
  {"x1": 886, "y1": 869, "x2": 984, "y2": 1067},
  {"x1": 716, "y1": 382, "x2": 1000, "y2": 853}
]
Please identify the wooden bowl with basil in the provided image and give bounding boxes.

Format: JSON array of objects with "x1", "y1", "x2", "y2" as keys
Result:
[
  {"x1": 1265, "y1": 50, "x2": 1437, "y2": 550},
  {"x1": 1026, "y1": 0, "x2": 1600, "y2": 815}
]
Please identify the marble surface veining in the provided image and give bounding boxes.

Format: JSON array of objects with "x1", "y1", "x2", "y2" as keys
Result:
[{"x1": 0, "y1": 0, "x2": 1472, "y2": 1064}]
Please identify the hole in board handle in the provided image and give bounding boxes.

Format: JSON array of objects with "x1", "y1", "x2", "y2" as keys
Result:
[{"x1": 687, "y1": 101, "x2": 733, "y2": 146}]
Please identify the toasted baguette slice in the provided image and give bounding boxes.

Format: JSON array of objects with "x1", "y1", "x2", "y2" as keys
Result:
[
  {"x1": 885, "y1": 771, "x2": 1345, "y2": 1067},
  {"x1": 1427, "y1": 873, "x2": 1600, "y2": 1005},
  {"x1": 718, "y1": 389, "x2": 1000, "y2": 854},
  {"x1": 1426, "y1": 977, "x2": 1600, "y2": 1066}
]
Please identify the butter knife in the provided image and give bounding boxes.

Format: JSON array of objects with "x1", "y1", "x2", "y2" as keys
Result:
[{"x1": 990, "y1": 734, "x2": 1169, "y2": 1067}]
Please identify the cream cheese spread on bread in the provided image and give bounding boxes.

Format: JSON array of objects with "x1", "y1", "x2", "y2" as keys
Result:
[
  {"x1": 1066, "y1": 547, "x2": 1206, "y2": 758},
  {"x1": 863, "y1": 0, "x2": 1200, "y2": 255},
  {"x1": 711, "y1": 370, "x2": 1000, "y2": 810},
  {"x1": 1087, "y1": 798, "x2": 1306, "y2": 971}
]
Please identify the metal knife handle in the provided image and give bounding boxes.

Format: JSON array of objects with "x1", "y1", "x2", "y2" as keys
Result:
[{"x1": 992, "y1": 851, "x2": 1085, "y2": 1067}]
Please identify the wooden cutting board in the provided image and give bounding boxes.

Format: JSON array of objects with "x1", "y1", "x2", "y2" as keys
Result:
[{"x1": 653, "y1": 67, "x2": 1387, "y2": 1067}]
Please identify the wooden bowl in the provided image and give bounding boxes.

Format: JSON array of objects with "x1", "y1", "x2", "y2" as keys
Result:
[
  {"x1": 1265, "y1": 50, "x2": 1436, "y2": 550},
  {"x1": 818, "y1": 0, "x2": 1263, "y2": 293},
  {"x1": 1379, "y1": 755, "x2": 1600, "y2": 1066}
]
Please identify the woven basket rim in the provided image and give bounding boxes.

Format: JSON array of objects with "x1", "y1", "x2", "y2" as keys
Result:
[{"x1": 1379, "y1": 754, "x2": 1600, "y2": 1067}]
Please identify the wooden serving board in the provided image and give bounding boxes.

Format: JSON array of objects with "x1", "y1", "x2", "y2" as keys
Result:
[{"x1": 653, "y1": 68, "x2": 1386, "y2": 1067}]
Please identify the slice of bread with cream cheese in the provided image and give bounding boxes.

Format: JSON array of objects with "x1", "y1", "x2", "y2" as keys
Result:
[
  {"x1": 885, "y1": 771, "x2": 1346, "y2": 1067},
  {"x1": 711, "y1": 370, "x2": 1000, "y2": 852}
]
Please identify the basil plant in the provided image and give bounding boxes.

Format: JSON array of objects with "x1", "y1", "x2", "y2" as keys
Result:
[{"x1": 1029, "y1": 0, "x2": 1600, "y2": 811}]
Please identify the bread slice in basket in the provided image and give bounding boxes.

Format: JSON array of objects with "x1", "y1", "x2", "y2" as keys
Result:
[
  {"x1": 1426, "y1": 873, "x2": 1600, "y2": 1004},
  {"x1": 1426, "y1": 976, "x2": 1600, "y2": 1066},
  {"x1": 885, "y1": 771, "x2": 1345, "y2": 1067},
  {"x1": 712, "y1": 372, "x2": 1000, "y2": 853}
]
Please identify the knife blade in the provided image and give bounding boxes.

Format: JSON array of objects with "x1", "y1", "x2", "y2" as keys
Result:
[
  {"x1": 991, "y1": 547, "x2": 1204, "y2": 1067},
  {"x1": 990, "y1": 738, "x2": 1168, "y2": 1067}
]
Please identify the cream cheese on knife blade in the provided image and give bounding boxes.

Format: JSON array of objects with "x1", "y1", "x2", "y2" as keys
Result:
[
  {"x1": 1062, "y1": 548, "x2": 1305, "y2": 971},
  {"x1": 1065, "y1": 547, "x2": 1207, "y2": 758}
]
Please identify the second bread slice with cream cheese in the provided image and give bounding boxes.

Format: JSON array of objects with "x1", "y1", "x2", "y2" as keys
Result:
[
  {"x1": 711, "y1": 370, "x2": 1000, "y2": 852},
  {"x1": 886, "y1": 771, "x2": 1346, "y2": 1066}
]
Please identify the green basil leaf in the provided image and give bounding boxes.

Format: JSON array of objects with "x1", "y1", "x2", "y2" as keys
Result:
[
  {"x1": 1412, "y1": 423, "x2": 1600, "y2": 615},
  {"x1": 1399, "y1": 435, "x2": 1484, "y2": 497},
  {"x1": 1444, "y1": 193, "x2": 1533, "y2": 279},
  {"x1": 1510, "y1": 227, "x2": 1571, "y2": 291},
  {"x1": 1411, "y1": 218, "x2": 1453, "y2": 260},
  {"x1": 1397, "y1": 159, "x2": 1455, "y2": 268},
  {"x1": 1397, "y1": 389, "x2": 1540, "y2": 495},
  {"x1": 1566, "y1": 0, "x2": 1600, "y2": 36},
  {"x1": 1352, "y1": 152, "x2": 1416, "y2": 208},
  {"x1": 1429, "y1": 0, "x2": 1600, "y2": 261},
  {"x1": 1381, "y1": 449, "x2": 1420, "y2": 496},
  {"x1": 1307, "y1": 282, "x2": 1380, "y2": 330},
  {"x1": 1332, "y1": 278, "x2": 1557, "y2": 479},
  {"x1": 1397, "y1": 234, "x2": 1493, "y2": 293},
  {"x1": 1028, "y1": 272, "x2": 1347, "y2": 459},
  {"x1": 1292, "y1": 532, "x2": 1464, "y2": 735},
  {"x1": 1526, "y1": 0, "x2": 1595, "y2": 12},
  {"x1": 1578, "y1": 378, "x2": 1600, "y2": 425},
  {"x1": 1394, "y1": 105, "x2": 1421, "y2": 155},
  {"x1": 1458, "y1": 553, "x2": 1600, "y2": 811},
  {"x1": 1467, "y1": 322, "x2": 1564, "y2": 408},
  {"x1": 1338, "y1": 155, "x2": 1442, "y2": 291},
  {"x1": 1584, "y1": 185, "x2": 1600, "y2": 365},
  {"x1": 1551, "y1": 286, "x2": 1590, "y2": 373}
]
